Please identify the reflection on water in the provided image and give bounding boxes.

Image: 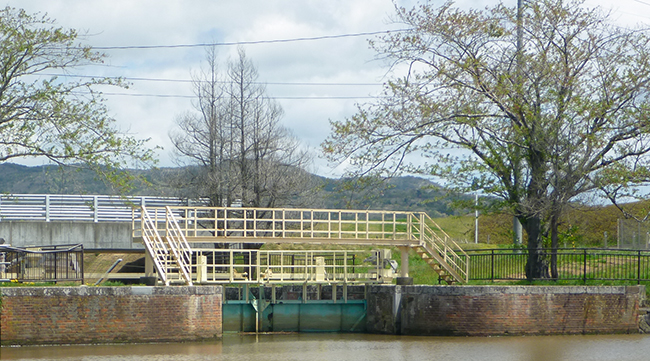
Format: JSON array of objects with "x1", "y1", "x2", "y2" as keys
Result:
[{"x1": 2, "y1": 333, "x2": 650, "y2": 361}]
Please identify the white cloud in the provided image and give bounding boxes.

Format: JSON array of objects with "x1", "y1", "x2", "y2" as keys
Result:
[{"x1": 5, "y1": 0, "x2": 646, "y2": 175}]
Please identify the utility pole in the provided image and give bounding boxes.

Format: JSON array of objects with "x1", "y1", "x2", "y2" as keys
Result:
[
  {"x1": 517, "y1": 0, "x2": 524, "y2": 68},
  {"x1": 475, "y1": 193, "x2": 479, "y2": 244},
  {"x1": 513, "y1": 0, "x2": 525, "y2": 248}
]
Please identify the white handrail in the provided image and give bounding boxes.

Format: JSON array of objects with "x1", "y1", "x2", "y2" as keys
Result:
[
  {"x1": 0, "y1": 194, "x2": 201, "y2": 222},
  {"x1": 141, "y1": 206, "x2": 170, "y2": 285},
  {"x1": 191, "y1": 249, "x2": 388, "y2": 284},
  {"x1": 412, "y1": 213, "x2": 469, "y2": 283},
  {"x1": 134, "y1": 206, "x2": 420, "y2": 241},
  {"x1": 164, "y1": 206, "x2": 193, "y2": 285},
  {"x1": 136, "y1": 205, "x2": 470, "y2": 284}
]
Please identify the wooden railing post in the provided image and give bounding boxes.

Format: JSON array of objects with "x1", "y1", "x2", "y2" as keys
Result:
[{"x1": 420, "y1": 213, "x2": 424, "y2": 243}]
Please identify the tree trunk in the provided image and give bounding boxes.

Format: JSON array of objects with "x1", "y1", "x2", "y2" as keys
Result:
[{"x1": 525, "y1": 216, "x2": 549, "y2": 280}]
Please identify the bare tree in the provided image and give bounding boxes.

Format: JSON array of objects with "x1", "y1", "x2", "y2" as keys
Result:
[{"x1": 170, "y1": 48, "x2": 313, "y2": 208}]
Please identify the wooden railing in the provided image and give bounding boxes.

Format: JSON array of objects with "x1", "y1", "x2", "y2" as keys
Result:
[
  {"x1": 134, "y1": 206, "x2": 469, "y2": 283},
  {"x1": 410, "y1": 213, "x2": 469, "y2": 283},
  {"x1": 192, "y1": 249, "x2": 392, "y2": 284},
  {"x1": 140, "y1": 207, "x2": 171, "y2": 285},
  {"x1": 134, "y1": 207, "x2": 419, "y2": 242},
  {"x1": 140, "y1": 206, "x2": 193, "y2": 285}
]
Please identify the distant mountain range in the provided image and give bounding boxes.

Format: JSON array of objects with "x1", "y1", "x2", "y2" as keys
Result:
[{"x1": 0, "y1": 163, "x2": 467, "y2": 217}]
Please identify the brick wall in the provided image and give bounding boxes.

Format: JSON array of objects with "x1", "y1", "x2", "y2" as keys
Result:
[
  {"x1": 1, "y1": 286, "x2": 222, "y2": 345},
  {"x1": 367, "y1": 285, "x2": 644, "y2": 336}
]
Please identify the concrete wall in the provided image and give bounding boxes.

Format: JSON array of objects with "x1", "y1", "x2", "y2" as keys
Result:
[
  {"x1": 0, "y1": 221, "x2": 138, "y2": 249},
  {"x1": 0, "y1": 286, "x2": 222, "y2": 345},
  {"x1": 367, "y1": 285, "x2": 644, "y2": 336}
]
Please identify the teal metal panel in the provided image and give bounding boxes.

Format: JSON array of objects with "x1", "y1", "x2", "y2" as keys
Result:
[
  {"x1": 341, "y1": 302, "x2": 367, "y2": 332},
  {"x1": 269, "y1": 303, "x2": 301, "y2": 332},
  {"x1": 298, "y1": 303, "x2": 342, "y2": 332},
  {"x1": 224, "y1": 300, "x2": 367, "y2": 333},
  {"x1": 223, "y1": 303, "x2": 256, "y2": 333}
]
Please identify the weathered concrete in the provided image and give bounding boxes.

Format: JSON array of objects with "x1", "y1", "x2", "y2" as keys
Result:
[
  {"x1": 366, "y1": 285, "x2": 645, "y2": 336},
  {"x1": 0, "y1": 221, "x2": 139, "y2": 249},
  {"x1": 0, "y1": 286, "x2": 222, "y2": 345}
]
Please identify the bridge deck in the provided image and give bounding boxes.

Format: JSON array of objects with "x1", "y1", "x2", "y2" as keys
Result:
[
  {"x1": 134, "y1": 206, "x2": 469, "y2": 285},
  {"x1": 134, "y1": 236, "x2": 419, "y2": 246}
]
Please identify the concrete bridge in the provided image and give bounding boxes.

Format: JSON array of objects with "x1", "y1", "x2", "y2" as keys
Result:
[{"x1": 0, "y1": 194, "x2": 192, "y2": 249}]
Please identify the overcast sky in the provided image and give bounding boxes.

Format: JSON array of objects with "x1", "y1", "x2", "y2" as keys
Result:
[{"x1": 5, "y1": 0, "x2": 648, "y2": 177}]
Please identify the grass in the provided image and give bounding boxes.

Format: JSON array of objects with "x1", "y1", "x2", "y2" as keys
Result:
[
  {"x1": 0, "y1": 280, "x2": 127, "y2": 287},
  {"x1": 0, "y1": 281, "x2": 58, "y2": 287},
  {"x1": 468, "y1": 279, "x2": 650, "y2": 298},
  {"x1": 431, "y1": 215, "x2": 475, "y2": 242}
]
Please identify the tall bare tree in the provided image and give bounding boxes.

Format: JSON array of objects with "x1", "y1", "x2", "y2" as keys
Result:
[
  {"x1": 171, "y1": 48, "x2": 313, "y2": 208},
  {"x1": 323, "y1": 0, "x2": 650, "y2": 279}
]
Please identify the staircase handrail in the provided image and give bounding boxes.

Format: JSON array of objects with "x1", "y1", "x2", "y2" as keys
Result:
[
  {"x1": 422, "y1": 222, "x2": 469, "y2": 282},
  {"x1": 410, "y1": 213, "x2": 469, "y2": 283},
  {"x1": 141, "y1": 206, "x2": 169, "y2": 284},
  {"x1": 164, "y1": 206, "x2": 193, "y2": 285}
]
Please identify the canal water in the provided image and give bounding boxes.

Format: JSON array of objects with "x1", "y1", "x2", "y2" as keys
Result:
[{"x1": 2, "y1": 333, "x2": 650, "y2": 361}]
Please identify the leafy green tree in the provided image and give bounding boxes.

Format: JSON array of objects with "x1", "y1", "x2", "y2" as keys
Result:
[
  {"x1": 0, "y1": 7, "x2": 155, "y2": 193},
  {"x1": 323, "y1": 0, "x2": 650, "y2": 279}
]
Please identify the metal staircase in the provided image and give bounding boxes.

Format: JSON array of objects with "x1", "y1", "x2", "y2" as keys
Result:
[
  {"x1": 409, "y1": 213, "x2": 468, "y2": 284},
  {"x1": 140, "y1": 206, "x2": 193, "y2": 286},
  {"x1": 163, "y1": 206, "x2": 193, "y2": 285}
]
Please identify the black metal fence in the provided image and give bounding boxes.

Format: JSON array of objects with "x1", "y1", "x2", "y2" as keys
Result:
[
  {"x1": 0, "y1": 244, "x2": 84, "y2": 283},
  {"x1": 466, "y1": 248, "x2": 650, "y2": 283}
]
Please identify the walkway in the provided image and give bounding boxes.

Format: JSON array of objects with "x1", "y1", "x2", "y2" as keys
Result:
[{"x1": 134, "y1": 206, "x2": 469, "y2": 286}]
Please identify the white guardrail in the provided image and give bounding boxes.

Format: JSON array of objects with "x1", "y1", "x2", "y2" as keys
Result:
[{"x1": 0, "y1": 194, "x2": 204, "y2": 222}]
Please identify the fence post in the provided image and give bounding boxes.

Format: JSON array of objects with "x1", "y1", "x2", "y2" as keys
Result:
[
  {"x1": 491, "y1": 249, "x2": 495, "y2": 281},
  {"x1": 420, "y1": 214, "x2": 426, "y2": 251},
  {"x1": 583, "y1": 248, "x2": 587, "y2": 284},
  {"x1": 81, "y1": 246, "x2": 85, "y2": 284},
  {"x1": 638, "y1": 250, "x2": 642, "y2": 285}
]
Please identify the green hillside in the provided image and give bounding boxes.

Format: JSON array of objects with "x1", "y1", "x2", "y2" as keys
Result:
[
  {"x1": 1, "y1": 163, "x2": 638, "y2": 246},
  {"x1": 0, "y1": 163, "x2": 467, "y2": 217}
]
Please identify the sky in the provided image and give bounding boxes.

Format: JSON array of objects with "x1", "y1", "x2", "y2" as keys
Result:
[{"x1": 5, "y1": 0, "x2": 648, "y2": 177}]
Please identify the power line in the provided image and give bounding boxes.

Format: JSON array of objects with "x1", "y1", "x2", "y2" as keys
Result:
[
  {"x1": 88, "y1": 30, "x2": 407, "y2": 50},
  {"x1": 77, "y1": 91, "x2": 379, "y2": 100},
  {"x1": 41, "y1": 73, "x2": 382, "y2": 86},
  {"x1": 633, "y1": 0, "x2": 650, "y2": 7}
]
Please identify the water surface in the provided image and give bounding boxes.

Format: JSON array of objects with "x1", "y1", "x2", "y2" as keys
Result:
[{"x1": 2, "y1": 333, "x2": 649, "y2": 361}]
